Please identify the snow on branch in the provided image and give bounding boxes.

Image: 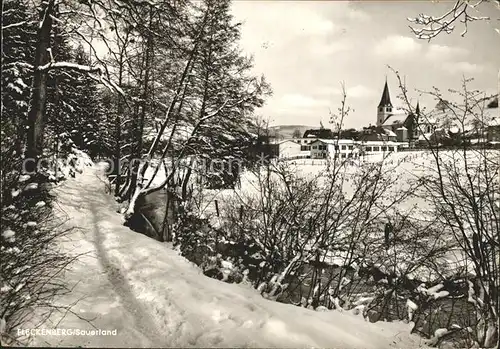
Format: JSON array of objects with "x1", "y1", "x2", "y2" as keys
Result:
[
  {"x1": 3, "y1": 62, "x2": 34, "y2": 70},
  {"x1": 32, "y1": 59, "x2": 126, "y2": 98},
  {"x1": 141, "y1": 94, "x2": 253, "y2": 194},
  {"x1": 37, "y1": 61, "x2": 102, "y2": 73},
  {"x1": 2, "y1": 21, "x2": 29, "y2": 30},
  {"x1": 408, "y1": 0, "x2": 492, "y2": 40}
]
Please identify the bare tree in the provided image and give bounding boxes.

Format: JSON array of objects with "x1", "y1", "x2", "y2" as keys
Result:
[
  {"x1": 407, "y1": 6, "x2": 499, "y2": 344},
  {"x1": 393, "y1": 70, "x2": 499, "y2": 347},
  {"x1": 122, "y1": 0, "x2": 270, "y2": 226},
  {"x1": 292, "y1": 129, "x2": 302, "y2": 138},
  {"x1": 408, "y1": 0, "x2": 500, "y2": 40}
]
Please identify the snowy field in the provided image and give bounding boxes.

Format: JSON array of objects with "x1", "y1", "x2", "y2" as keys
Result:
[
  {"x1": 24, "y1": 163, "x2": 429, "y2": 348},
  {"x1": 193, "y1": 149, "x2": 499, "y2": 217},
  {"x1": 189, "y1": 150, "x2": 432, "y2": 219}
]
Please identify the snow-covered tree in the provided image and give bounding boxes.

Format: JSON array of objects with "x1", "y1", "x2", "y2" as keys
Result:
[
  {"x1": 1, "y1": 0, "x2": 36, "y2": 169},
  {"x1": 394, "y1": 71, "x2": 499, "y2": 347},
  {"x1": 408, "y1": 0, "x2": 500, "y2": 39},
  {"x1": 123, "y1": 0, "x2": 271, "y2": 230},
  {"x1": 407, "y1": 4, "x2": 499, "y2": 347},
  {"x1": 176, "y1": 0, "x2": 271, "y2": 190}
]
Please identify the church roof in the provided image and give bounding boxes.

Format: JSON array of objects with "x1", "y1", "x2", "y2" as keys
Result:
[
  {"x1": 384, "y1": 129, "x2": 397, "y2": 137},
  {"x1": 378, "y1": 80, "x2": 393, "y2": 108},
  {"x1": 382, "y1": 108, "x2": 408, "y2": 126}
]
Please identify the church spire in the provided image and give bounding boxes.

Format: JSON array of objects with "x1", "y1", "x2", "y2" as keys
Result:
[
  {"x1": 378, "y1": 79, "x2": 393, "y2": 108},
  {"x1": 415, "y1": 101, "x2": 420, "y2": 115}
]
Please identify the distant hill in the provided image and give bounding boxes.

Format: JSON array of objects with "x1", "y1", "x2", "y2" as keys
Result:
[{"x1": 268, "y1": 124, "x2": 313, "y2": 139}]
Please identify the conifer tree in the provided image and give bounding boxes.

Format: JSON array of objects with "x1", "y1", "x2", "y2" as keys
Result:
[
  {"x1": 1, "y1": 0, "x2": 37, "y2": 168},
  {"x1": 184, "y1": 0, "x2": 271, "y2": 189}
]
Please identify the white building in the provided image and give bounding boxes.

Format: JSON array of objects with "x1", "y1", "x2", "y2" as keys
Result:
[
  {"x1": 293, "y1": 137, "x2": 318, "y2": 152},
  {"x1": 360, "y1": 140, "x2": 400, "y2": 154},
  {"x1": 310, "y1": 139, "x2": 361, "y2": 159},
  {"x1": 275, "y1": 140, "x2": 305, "y2": 159}
]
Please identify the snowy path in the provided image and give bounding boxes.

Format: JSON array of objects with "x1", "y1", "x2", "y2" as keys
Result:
[{"x1": 30, "y1": 163, "x2": 427, "y2": 348}]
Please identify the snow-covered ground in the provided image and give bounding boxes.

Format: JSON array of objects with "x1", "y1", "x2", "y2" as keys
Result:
[
  {"x1": 24, "y1": 163, "x2": 428, "y2": 348},
  {"x1": 192, "y1": 150, "x2": 437, "y2": 218},
  {"x1": 203, "y1": 149, "x2": 498, "y2": 215}
]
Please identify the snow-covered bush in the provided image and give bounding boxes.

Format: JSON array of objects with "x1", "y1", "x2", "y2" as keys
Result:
[
  {"x1": 0, "y1": 168, "x2": 76, "y2": 344},
  {"x1": 169, "y1": 150, "x2": 498, "y2": 348},
  {"x1": 174, "y1": 159, "x2": 435, "y2": 310},
  {"x1": 390, "y1": 70, "x2": 500, "y2": 347},
  {"x1": 1, "y1": 116, "x2": 89, "y2": 344}
]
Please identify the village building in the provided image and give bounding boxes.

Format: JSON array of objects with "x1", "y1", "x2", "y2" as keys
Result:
[
  {"x1": 309, "y1": 138, "x2": 399, "y2": 159},
  {"x1": 295, "y1": 137, "x2": 319, "y2": 151},
  {"x1": 487, "y1": 117, "x2": 500, "y2": 143},
  {"x1": 376, "y1": 80, "x2": 438, "y2": 144},
  {"x1": 267, "y1": 139, "x2": 310, "y2": 159},
  {"x1": 361, "y1": 140, "x2": 400, "y2": 155},
  {"x1": 486, "y1": 97, "x2": 500, "y2": 143},
  {"x1": 275, "y1": 139, "x2": 308, "y2": 159},
  {"x1": 309, "y1": 139, "x2": 361, "y2": 159},
  {"x1": 269, "y1": 78, "x2": 499, "y2": 159}
]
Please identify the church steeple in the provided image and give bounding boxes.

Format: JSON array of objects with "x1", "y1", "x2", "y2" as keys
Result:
[
  {"x1": 377, "y1": 79, "x2": 393, "y2": 126},
  {"x1": 378, "y1": 79, "x2": 393, "y2": 108},
  {"x1": 415, "y1": 101, "x2": 420, "y2": 115}
]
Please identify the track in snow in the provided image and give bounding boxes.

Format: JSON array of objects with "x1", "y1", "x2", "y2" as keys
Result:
[{"x1": 26, "y1": 163, "x2": 427, "y2": 348}]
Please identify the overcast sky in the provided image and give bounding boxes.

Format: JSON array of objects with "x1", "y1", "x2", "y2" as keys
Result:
[{"x1": 231, "y1": 1, "x2": 500, "y2": 129}]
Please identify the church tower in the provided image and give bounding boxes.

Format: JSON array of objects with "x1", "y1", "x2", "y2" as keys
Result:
[
  {"x1": 377, "y1": 79, "x2": 393, "y2": 126},
  {"x1": 410, "y1": 101, "x2": 421, "y2": 140}
]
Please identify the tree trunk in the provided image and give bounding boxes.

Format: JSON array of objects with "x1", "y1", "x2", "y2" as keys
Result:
[
  {"x1": 128, "y1": 12, "x2": 153, "y2": 199},
  {"x1": 160, "y1": 189, "x2": 176, "y2": 242},
  {"x1": 114, "y1": 111, "x2": 121, "y2": 196},
  {"x1": 181, "y1": 157, "x2": 195, "y2": 200},
  {"x1": 114, "y1": 59, "x2": 124, "y2": 197},
  {"x1": 25, "y1": 0, "x2": 55, "y2": 173}
]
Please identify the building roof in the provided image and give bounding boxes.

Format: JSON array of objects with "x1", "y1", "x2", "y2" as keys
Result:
[
  {"x1": 488, "y1": 117, "x2": 500, "y2": 127},
  {"x1": 384, "y1": 129, "x2": 397, "y2": 137},
  {"x1": 382, "y1": 110, "x2": 409, "y2": 127},
  {"x1": 487, "y1": 96, "x2": 498, "y2": 109},
  {"x1": 378, "y1": 80, "x2": 393, "y2": 108},
  {"x1": 310, "y1": 138, "x2": 356, "y2": 145},
  {"x1": 303, "y1": 128, "x2": 334, "y2": 138},
  {"x1": 277, "y1": 139, "x2": 300, "y2": 145},
  {"x1": 382, "y1": 115, "x2": 406, "y2": 126},
  {"x1": 310, "y1": 139, "x2": 337, "y2": 145}
]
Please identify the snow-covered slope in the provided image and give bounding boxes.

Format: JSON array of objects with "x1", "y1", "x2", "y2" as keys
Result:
[{"x1": 27, "y1": 163, "x2": 427, "y2": 348}]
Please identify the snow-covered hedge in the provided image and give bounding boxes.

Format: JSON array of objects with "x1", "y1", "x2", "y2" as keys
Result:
[{"x1": 0, "y1": 146, "x2": 91, "y2": 344}]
